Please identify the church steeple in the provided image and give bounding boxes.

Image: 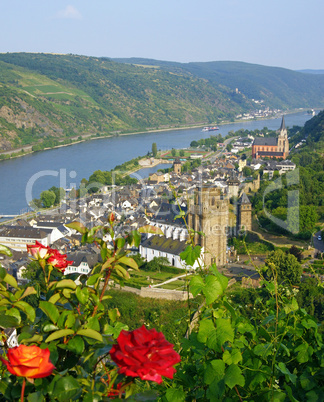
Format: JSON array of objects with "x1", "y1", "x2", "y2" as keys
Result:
[{"x1": 279, "y1": 115, "x2": 286, "y2": 132}]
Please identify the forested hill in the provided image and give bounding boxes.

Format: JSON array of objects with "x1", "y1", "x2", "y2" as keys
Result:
[
  {"x1": 0, "y1": 53, "x2": 250, "y2": 152},
  {"x1": 0, "y1": 53, "x2": 323, "y2": 152},
  {"x1": 114, "y1": 58, "x2": 324, "y2": 110}
]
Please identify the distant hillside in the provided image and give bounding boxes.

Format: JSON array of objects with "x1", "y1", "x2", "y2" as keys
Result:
[
  {"x1": 304, "y1": 110, "x2": 324, "y2": 145},
  {"x1": 0, "y1": 53, "x2": 323, "y2": 153},
  {"x1": 114, "y1": 58, "x2": 324, "y2": 110},
  {"x1": 297, "y1": 69, "x2": 324, "y2": 75},
  {"x1": 0, "y1": 53, "x2": 250, "y2": 152}
]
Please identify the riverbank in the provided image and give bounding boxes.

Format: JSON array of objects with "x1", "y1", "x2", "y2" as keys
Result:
[{"x1": 0, "y1": 109, "x2": 311, "y2": 162}]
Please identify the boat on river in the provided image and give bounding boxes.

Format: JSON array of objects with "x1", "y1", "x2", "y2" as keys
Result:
[{"x1": 202, "y1": 126, "x2": 219, "y2": 132}]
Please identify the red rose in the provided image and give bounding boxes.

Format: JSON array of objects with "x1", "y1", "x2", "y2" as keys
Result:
[
  {"x1": 47, "y1": 249, "x2": 73, "y2": 272},
  {"x1": 109, "y1": 325, "x2": 181, "y2": 384},
  {"x1": 0, "y1": 345, "x2": 55, "y2": 378},
  {"x1": 27, "y1": 241, "x2": 50, "y2": 260}
]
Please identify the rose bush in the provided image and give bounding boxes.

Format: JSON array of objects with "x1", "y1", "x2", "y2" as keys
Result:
[
  {"x1": 110, "y1": 325, "x2": 181, "y2": 384},
  {"x1": 0, "y1": 345, "x2": 55, "y2": 379}
]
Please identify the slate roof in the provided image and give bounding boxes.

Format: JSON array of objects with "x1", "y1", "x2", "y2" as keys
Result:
[
  {"x1": 0, "y1": 226, "x2": 50, "y2": 239},
  {"x1": 152, "y1": 202, "x2": 187, "y2": 226},
  {"x1": 279, "y1": 115, "x2": 286, "y2": 131},
  {"x1": 141, "y1": 235, "x2": 187, "y2": 256},
  {"x1": 239, "y1": 193, "x2": 251, "y2": 204},
  {"x1": 257, "y1": 151, "x2": 284, "y2": 157},
  {"x1": 253, "y1": 137, "x2": 277, "y2": 146}
]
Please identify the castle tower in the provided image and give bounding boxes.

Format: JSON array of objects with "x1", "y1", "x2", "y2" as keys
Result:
[
  {"x1": 237, "y1": 192, "x2": 252, "y2": 234},
  {"x1": 188, "y1": 185, "x2": 228, "y2": 267},
  {"x1": 173, "y1": 157, "x2": 181, "y2": 174},
  {"x1": 277, "y1": 115, "x2": 289, "y2": 157}
]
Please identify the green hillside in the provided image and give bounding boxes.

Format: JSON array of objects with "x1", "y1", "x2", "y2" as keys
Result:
[
  {"x1": 0, "y1": 53, "x2": 323, "y2": 152},
  {"x1": 0, "y1": 53, "x2": 248, "y2": 151},
  {"x1": 114, "y1": 58, "x2": 324, "y2": 109}
]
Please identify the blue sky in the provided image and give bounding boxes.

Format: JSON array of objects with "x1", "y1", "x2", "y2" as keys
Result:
[{"x1": 1, "y1": 0, "x2": 323, "y2": 70}]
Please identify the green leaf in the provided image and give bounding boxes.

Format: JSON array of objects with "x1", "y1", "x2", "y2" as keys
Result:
[
  {"x1": 5, "y1": 307, "x2": 21, "y2": 325},
  {"x1": 210, "y1": 264, "x2": 228, "y2": 291},
  {"x1": 254, "y1": 343, "x2": 273, "y2": 358},
  {"x1": 55, "y1": 279, "x2": 77, "y2": 290},
  {"x1": 87, "y1": 274, "x2": 101, "y2": 286},
  {"x1": 0, "y1": 314, "x2": 19, "y2": 328},
  {"x1": 204, "y1": 359, "x2": 225, "y2": 385},
  {"x1": 180, "y1": 245, "x2": 201, "y2": 266},
  {"x1": 65, "y1": 221, "x2": 87, "y2": 234},
  {"x1": 46, "y1": 329, "x2": 74, "y2": 343},
  {"x1": 0, "y1": 245, "x2": 12, "y2": 257},
  {"x1": 75, "y1": 286, "x2": 88, "y2": 304},
  {"x1": 189, "y1": 275, "x2": 204, "y2": 296},
  {"x1": 39, "y1": 301, "x2": 59, "y2": 324},
  {"x1": 76, "y1": 328, "x2": 103, "y2": 342},
  {"x1": 67, "y1": 336, "x2": 85, "y2": 355},
  {"x1": 216, "y1": 318, "x2": 234, "y2": 347},
  {"x1": 27, "y1": 392, "x2": 44, "y2": 402},
  {"x1": 118, "y1": 256, "x2": 139, "y2": 270},
  {"x1": 43, "y1": 323, "x2": 59, "y2": 332},
  {"x1": 19, "y1": 287, "x2": 37, "y2": 300},
  {"x1": 21, "y1": 334, "x2": 43, "y2": 344},
  {"x1": 295, "y1": 342, "x2": 313, "y2": 363},
  {"x1": 128, "y1": 230, "x2": 141, "y2": 247},
  {"x1": 116, "y1": 237, "x2": 126, "y2": 249},
  {"x1": 138, "y1": 225, "x2": 164, "y2": 235},
  {"x1": 48, "y1": 293, "x2": 61, "y2": 304},
  {"x1": 222, "y1": 350, "x2": 232, "y2": 365},
  {"x1": 52, "y1": 376, "x2": 80, "y2": 401},
  {"x1": 224, "y1": 364, "x2": 245, "y2": 389},
  {"x1": 88, "y1": 225, "x2": 102, "y2": 238},
  {"x1": 0, "y1": 267, "x2": 18, "y2": 289},
  {"x1": 277, "y1": 362, "x2": 297, "y2": 385},
  {"x1": 15, "y1": 301, "x2": 35, "y2": 322},
  {"x1": 115, "y1": 265, "x2": 130, "y2": 280},
  {"x1": 165, "y1": 388, "x2": 186, "y2": 402},
  {"x1": 204, "y1": 275, "x2": 224, "y2": 304},
  {"x1": 87, "y1": 317, "x2": 100, "y2": 331}
]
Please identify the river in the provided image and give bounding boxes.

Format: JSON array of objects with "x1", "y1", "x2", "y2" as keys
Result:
[{"x1": 0, "y1": 112, "x2": 313, "y2": 215}]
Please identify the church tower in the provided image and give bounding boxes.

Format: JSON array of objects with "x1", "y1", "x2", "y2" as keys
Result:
[
  {"x1": 237, "y1": 193, "x2": 252, "y2": 234},
  {"x1": 188, "y1": 185, "x2": 228, "y2": 267},
  {"x1": 277, "y1": 115, "x2": 289, "y2": 157},
  {"x1": 173, "y1": 157, "x2": 182, "y2": 174}
]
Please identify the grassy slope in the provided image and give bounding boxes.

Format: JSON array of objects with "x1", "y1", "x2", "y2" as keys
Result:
[{"x1": 0, "y1": 53, "x2": 247, "y2": 150}]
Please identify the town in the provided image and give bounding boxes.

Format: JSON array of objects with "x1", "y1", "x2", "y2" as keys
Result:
[{"x1": 1, "y1": 115, "x2": 309, "y2": 298}]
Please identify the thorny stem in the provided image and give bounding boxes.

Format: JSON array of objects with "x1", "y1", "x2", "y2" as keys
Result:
[
  {"x1": 91, "y1": 268, "x2": 112, "y2": 318},
  {"x1": 21, "y1": 378, "x2": 26, "y2": 402}
]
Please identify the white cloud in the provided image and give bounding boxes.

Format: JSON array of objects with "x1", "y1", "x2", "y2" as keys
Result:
[{"x1": 56, "y1": 5, "x2": 82, "y2": 20}]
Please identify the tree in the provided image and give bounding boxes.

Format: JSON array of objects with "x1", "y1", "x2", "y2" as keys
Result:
[
  {"x1": 242, "y1": 166, "x2": 253, "y2": 177},
  {"x1": 190, "y1": 140, "x2": 198, "y2": 148},
  {"x1": 171, "y1": 148, "x2": 177, "y2": 157},
  {"x1": 179, "y1": 150, "x2": 185, "y2": 157},
  {"x1": 265, "y1": 249, "x2": 302, "y2": 285},
  {"x1": 152, "y1": 142, "x2": 157, "y2": 157},
  {"x1": 287, "y1": 245, "x2": 303, "y2": 262},
  {"x1": 48, "y1": 186, "x2": 65, "y2": 205},
  {"x1": 40, "y1": 190, "x2": 56, "y2": 208}
]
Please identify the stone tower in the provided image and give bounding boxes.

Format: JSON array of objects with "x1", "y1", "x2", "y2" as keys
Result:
[
  {"x1": 173, "y1": 157, "x2": 181, "y2": 174},
  {"x1": 277, "y1": 115, "x2": 289, "y2": 157},
  {"x1": 237, "y1": 192, "x2": 252, "y2": 234},
  {"x1": 188, "y1": 185, "x2": 228, "y2": 267}
]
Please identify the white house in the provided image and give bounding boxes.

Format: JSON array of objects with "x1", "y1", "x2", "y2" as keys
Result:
[
  {"x1": 139, "y1": 235, "x2": 202, "y2": 270},
  {"x1": 0, "y1": 226, "x2": 50, "y2": 252}
]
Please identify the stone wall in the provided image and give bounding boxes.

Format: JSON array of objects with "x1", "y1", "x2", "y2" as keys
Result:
[{"x1": 111, "y1": 284, "x2": 193, "y2": 301}]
